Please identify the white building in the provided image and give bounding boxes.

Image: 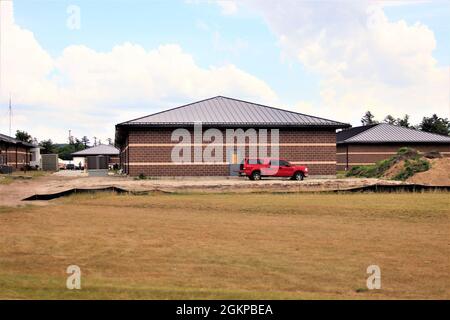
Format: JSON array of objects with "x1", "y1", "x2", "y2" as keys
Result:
[{"x1": 29, "y1": 147, "x2": 42, "y2": 168}]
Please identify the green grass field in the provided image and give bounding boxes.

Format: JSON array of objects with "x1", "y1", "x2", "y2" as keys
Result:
[{"x1": 0, "y1": 192, "x2": 449, "y2": 299}]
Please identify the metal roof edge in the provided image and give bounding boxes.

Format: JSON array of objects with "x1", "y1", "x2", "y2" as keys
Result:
[
  {"x1": 342, "y1": 123, "x2": 450, "y2": 143},
  {"x1": 337, "y1": 140, "x2": 450, "y2": 145},
  {"x1": 116, "y1": 96, "x2": 350, "y2": 127},
  {"x1": 116, "y1": 122, "x2": 350, "y2": 129}
]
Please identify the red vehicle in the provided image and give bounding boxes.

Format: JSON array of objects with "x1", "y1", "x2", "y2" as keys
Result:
[{"x1": 239, "y1": 158, "x2": 308, "y2": 181}]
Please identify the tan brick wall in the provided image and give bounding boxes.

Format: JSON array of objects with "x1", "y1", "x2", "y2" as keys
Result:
[
  {"x1": 109, "y1": 156, "x2": 120, "y2": 165},
  {"x1": 120, "y1": 128, "x2": 337, "y2": 176},
  {"x1": 337, "y1": 143, "x2": 450, "y2": 171},
  {"x1": 0, "y1": 144, "x2": 30, "y2": 169}
]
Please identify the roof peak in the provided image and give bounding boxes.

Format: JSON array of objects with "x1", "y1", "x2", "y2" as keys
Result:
[
  {"x1": 117, "y1": 96, "x2": 349, "y2": 128},
  {"x1": 72, "y1": 144, "x2": 119, "y2": 156}
]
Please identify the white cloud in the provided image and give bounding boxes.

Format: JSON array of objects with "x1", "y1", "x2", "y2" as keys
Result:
[
  {"x1": 243, "y1": 0, "x2": 450, "y2": 125},
  {"x1": 0, "y1": 1, "x2": 277, "y2": 142},
  {"x1": 212, "y1": 31, "x2": 248, "y2": 55},
  {"x1": 216, "y1": 0, "x2": 238, "y2": 15}
]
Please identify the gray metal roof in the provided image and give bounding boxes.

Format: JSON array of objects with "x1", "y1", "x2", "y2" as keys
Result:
[
  {"x1": 119, "y1": 96, "x2": 349, "y2": 128},
  {"x1": 0, "y1": 133, "x2": 17, "y2": 144},
  {"x1": 338, "y1": 123, "x2": 450, "y2": 144},
  {"x1": 72, "y1": 144, "x2": 119, "y2": 156},
  {"x1": 0, "y1": 133, "x2": 37, "y2": 147}
]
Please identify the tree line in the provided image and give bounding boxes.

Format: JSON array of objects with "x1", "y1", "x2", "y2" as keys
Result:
[
  {"x1": 14, "y1": 131, "x2": 115, "y2": 160},
  {"x1": 360, "y1": 112, "x2": 450, "y2": 136}
]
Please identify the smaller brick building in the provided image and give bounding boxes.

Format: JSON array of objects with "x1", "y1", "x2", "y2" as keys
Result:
[
  {"x1": 72, "y1": 144, "x2": 120, "y2": 168},
  {"x1": 0, "y1": 133, "x2": 38, "y2": 171},
  {"x1": 337, "y1": 124, "x2": 450, "y2": 171}
]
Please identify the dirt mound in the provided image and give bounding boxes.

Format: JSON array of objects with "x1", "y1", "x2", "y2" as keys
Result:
[
  {"x1": 383, "y1": 161, "x2": 405, "y2": 179},
  {"x1": 407, "y1": 158, "x2": 450, "y2": 186}
]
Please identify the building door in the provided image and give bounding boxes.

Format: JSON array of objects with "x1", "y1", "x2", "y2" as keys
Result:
[{"x1": 228, "y1": 151, "x2": 241, "y2": 176}]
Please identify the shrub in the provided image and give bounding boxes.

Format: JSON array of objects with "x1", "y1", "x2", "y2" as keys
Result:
[
  {"x1": 346, "y1": 165, "x2": 374, "y2": 178},
  {"x1": 395, "y1": 147, "x2": 420, "y2": 161},
  {"x1": 346, "y1": 159, "x2": 394, "y2": 178},
  {"x1": 346, "y1": 147, "x2": 429, "y2": 179},
  {"x1": 392, "y1": 158, "x2": 430, "y2": 181},
  {"x1": 20, "y1": 165, "x2": 35, "y2": 171}
]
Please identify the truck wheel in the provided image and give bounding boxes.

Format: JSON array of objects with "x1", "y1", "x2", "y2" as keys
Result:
[
  {"x1": 251, "y1": 171, "x2": 261, "y2": 181},
  {"x1": 293, "y1": 171, "x2": 304, "y2": 181}
]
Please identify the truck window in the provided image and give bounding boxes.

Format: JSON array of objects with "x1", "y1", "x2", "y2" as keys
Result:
[
  {"x1": 270, "y1": 160, "x2": 280, "y2": 166},
  {"x1": 248, "y1": 159, "x2": 262, "y2": 165},
  {"x1": 279, "y1": 160, "x2": 290, "y2": 167}
]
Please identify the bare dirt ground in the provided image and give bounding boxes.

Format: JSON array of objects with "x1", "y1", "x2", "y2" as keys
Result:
[
  {"x1": 407, "y1": 158, "x2": 450, "y2": 185},
  {"x1": 0, "y1": 173, "x2": 405, "y2": 207}
]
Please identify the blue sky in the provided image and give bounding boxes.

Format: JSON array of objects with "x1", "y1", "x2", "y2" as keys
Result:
[
  {"x1": 1, "y1": 0, "x2": 449, "y2": 142},
  {"x1": 13, "y1": 0, "x2": 321, "y2": 104}
]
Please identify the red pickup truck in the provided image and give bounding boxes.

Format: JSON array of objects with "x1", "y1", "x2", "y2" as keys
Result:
[{"x1": 239, "y1": 158, "x2": 308, "y2": 181}]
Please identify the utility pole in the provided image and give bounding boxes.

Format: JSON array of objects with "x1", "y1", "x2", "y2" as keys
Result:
[
  {"x1": 93, "y1": 136, "x2": 97, "y2": 146},
  {"x1": 9, "y1": 93, "x2": 12, "y2": 136}
]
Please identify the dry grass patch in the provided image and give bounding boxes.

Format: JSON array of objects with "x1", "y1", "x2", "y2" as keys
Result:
[
  {"x1": 0, "y1": 192, "x2": 449, "y2": 299},
  {"x1": 0, "y1": 171, "x2": 48, "y2": 185}
]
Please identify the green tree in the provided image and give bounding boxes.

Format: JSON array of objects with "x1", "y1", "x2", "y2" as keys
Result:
[
  {"x1": 361, "y1": 111, "x2": 378, "y2": 126},
  {"x1": 383, "y1": 114, "x2": 410, "y2": 128},
  {"x1": 55, "y1": 137, "x2": 87, "y2": 160},
  {"x1": 383, "y1": 115, "x2": 396, "y2": 125},
  {"x1": 71, "y1": 137, "x2": 85, "y2": 151},
  {"x1": 15, "y1": 130, "x2": 32, "y2": 143},
  {"x1": 397, "y1": 114, "x2": 410, "y2": 128},
  {"x1": 57, "y1": 144, "x2": 75, "y2": 160},
  {"x1": 39, "y1": 139, "x2": 56, "y2": 154},
  {"x1": 81, "y1": 136, "x2": 90, "y2": 147},
  {"x1": 419, "y1": 114, "x2": 450, "y2": 135}
]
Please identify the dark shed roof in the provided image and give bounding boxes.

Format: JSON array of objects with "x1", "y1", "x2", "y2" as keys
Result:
[
  {"x1": 72, "y1": 144, "x2": 119, "y2": 156},
  {"x1": 337, "y1": 123, "x2": 450, "y2": 144},
  {"x1": 118, "y1": 96, "x2": 349, "y2": 128},
  {"x1": 0, "y1": 133, "x2": 37, "y2": 148}
]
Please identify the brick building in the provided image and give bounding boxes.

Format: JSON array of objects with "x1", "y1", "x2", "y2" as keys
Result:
[
  {"x1": 0, "y1": 133, "x2": 38, "y2": 171},
  {"x1": 337, "y1": 123, "x2": 450, "y2": 171},
  {"x1": 115, "y1": 96, "x2": 349, "y2": 177}
]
